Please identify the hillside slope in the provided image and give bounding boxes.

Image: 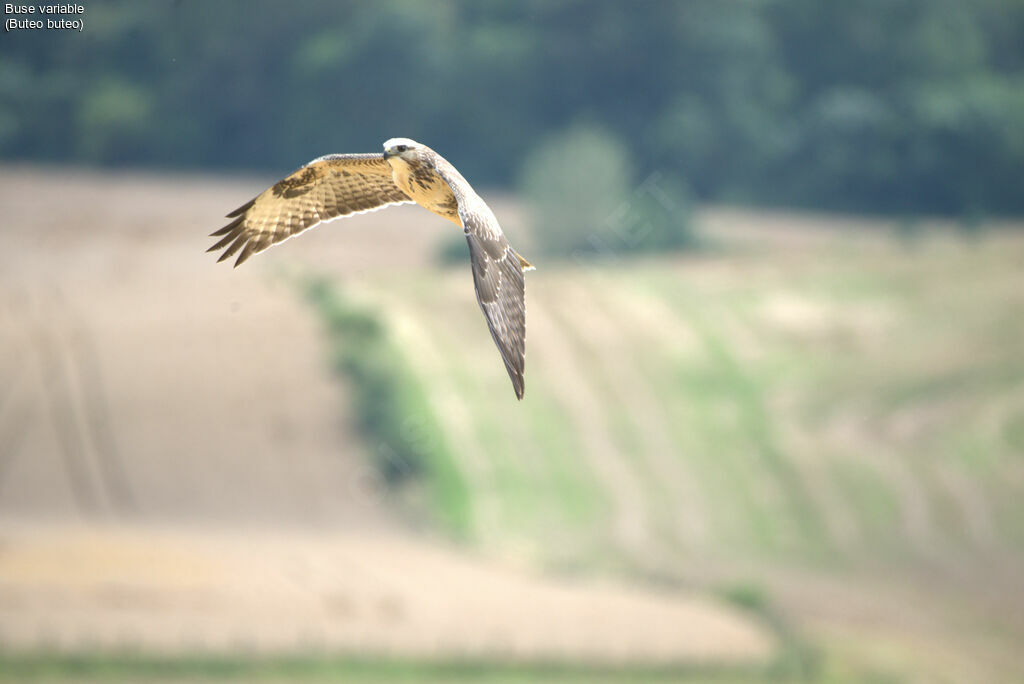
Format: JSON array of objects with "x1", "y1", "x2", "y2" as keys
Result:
[
  {"x1": 366, "y1": 219, "x2": 1024, "y2": 570},
  {"x1": 352, "y1": 209, "x2": 1024, "y2": 680}
]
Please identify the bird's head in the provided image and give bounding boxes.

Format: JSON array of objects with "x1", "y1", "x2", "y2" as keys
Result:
[{"x1": 382, "y1": 138, "x2": 423, "y2": 163}]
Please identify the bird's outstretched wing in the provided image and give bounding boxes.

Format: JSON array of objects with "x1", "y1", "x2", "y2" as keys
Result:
[
  {"x1": 208, "y1": 154, "x2": 412, "y2": 267},
  {"x1": 434, "y1": 164, "x2": 529, "y2": 400}
]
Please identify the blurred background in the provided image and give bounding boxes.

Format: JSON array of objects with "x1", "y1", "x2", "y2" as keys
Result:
[{"x1": 2, "y1": 1, "x2": 1023, "y2": 681}]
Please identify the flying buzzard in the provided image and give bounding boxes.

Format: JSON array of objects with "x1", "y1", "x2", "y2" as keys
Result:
[{"x1": 209, "y1": 138, "x2": 534, "y2": 400}]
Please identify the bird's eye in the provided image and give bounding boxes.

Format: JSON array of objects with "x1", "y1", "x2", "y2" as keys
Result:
[{"x1": 396, "y1": 145, "x2": 408, "y2": 152}]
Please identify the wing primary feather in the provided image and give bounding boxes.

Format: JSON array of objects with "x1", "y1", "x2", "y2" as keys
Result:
[
  {"x1": 226, "y1": 198, "x2": 256, "y2": 218},
  {"x1": 206, "y1": 228, "x2": 243, "y2": 253},
  {"x1": 234, "y1": 241, "x2": 257, "y2": 268},
  {"x1": 217, "y1": 232, "x2": 250, "y2": 263},
  {"x1": 209, "y1": 214, "x2": 245, "y2": 237}
]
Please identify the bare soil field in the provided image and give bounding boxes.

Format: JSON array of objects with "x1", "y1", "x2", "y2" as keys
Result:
[
  {"x1": 0, "y1": 522, "x2": 771, "y2": 664},
  {"x1": 0, "y1": 166, "x2": 773, "y2": 665}
]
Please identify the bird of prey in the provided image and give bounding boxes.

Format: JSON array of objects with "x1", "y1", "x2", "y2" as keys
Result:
[{"x1": 208, "y1": 138, "x2": 534, "y2": 400}]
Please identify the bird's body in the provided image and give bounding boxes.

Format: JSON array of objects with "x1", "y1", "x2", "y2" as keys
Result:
[{"x1": 209, "y1": 138, "x2": 532, "y2": 399}]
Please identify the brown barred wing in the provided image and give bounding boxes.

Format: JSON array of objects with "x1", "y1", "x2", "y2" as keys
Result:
[{"x1": 208, "y1": 153, "x2": 412, "y2": 267}]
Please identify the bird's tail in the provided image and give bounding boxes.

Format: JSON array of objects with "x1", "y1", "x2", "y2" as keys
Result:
[{"x1": 515, "y1": 251, "x2": 536, "y2": 272}]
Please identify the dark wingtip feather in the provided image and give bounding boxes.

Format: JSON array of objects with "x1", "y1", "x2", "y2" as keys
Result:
[
  {"x1": 233, "y1": 242, "x2": 256, "y2": 268},
  {"x1": 207, "y1": 227, "x2": 243, "y2": 253},
  {"x1": 226, "y1": 198, "x2": 256, "y2": 218},
  {"x1": 210, "y1": 215, "x2": 245, "y2": 237},
  {"x1": 215, "y1": 232, "x2": 250, "y2": 264}
]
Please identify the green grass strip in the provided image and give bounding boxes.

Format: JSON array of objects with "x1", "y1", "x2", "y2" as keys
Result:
[
  {"x1": 0, "y1": 652, "x2": 794, "y2": 683},
  {"x1": 300, "y1": 275, "x2": 471, "y2": 538}
]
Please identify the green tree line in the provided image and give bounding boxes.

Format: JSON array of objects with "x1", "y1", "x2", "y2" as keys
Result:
[{"x1": 3, "y1": 0, "x2": 1023, "y2": 215}]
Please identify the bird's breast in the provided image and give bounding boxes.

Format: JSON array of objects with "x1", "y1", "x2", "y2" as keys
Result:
[{"x1": 391, "y1": 161, "x2": 462, "y2": 225}]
